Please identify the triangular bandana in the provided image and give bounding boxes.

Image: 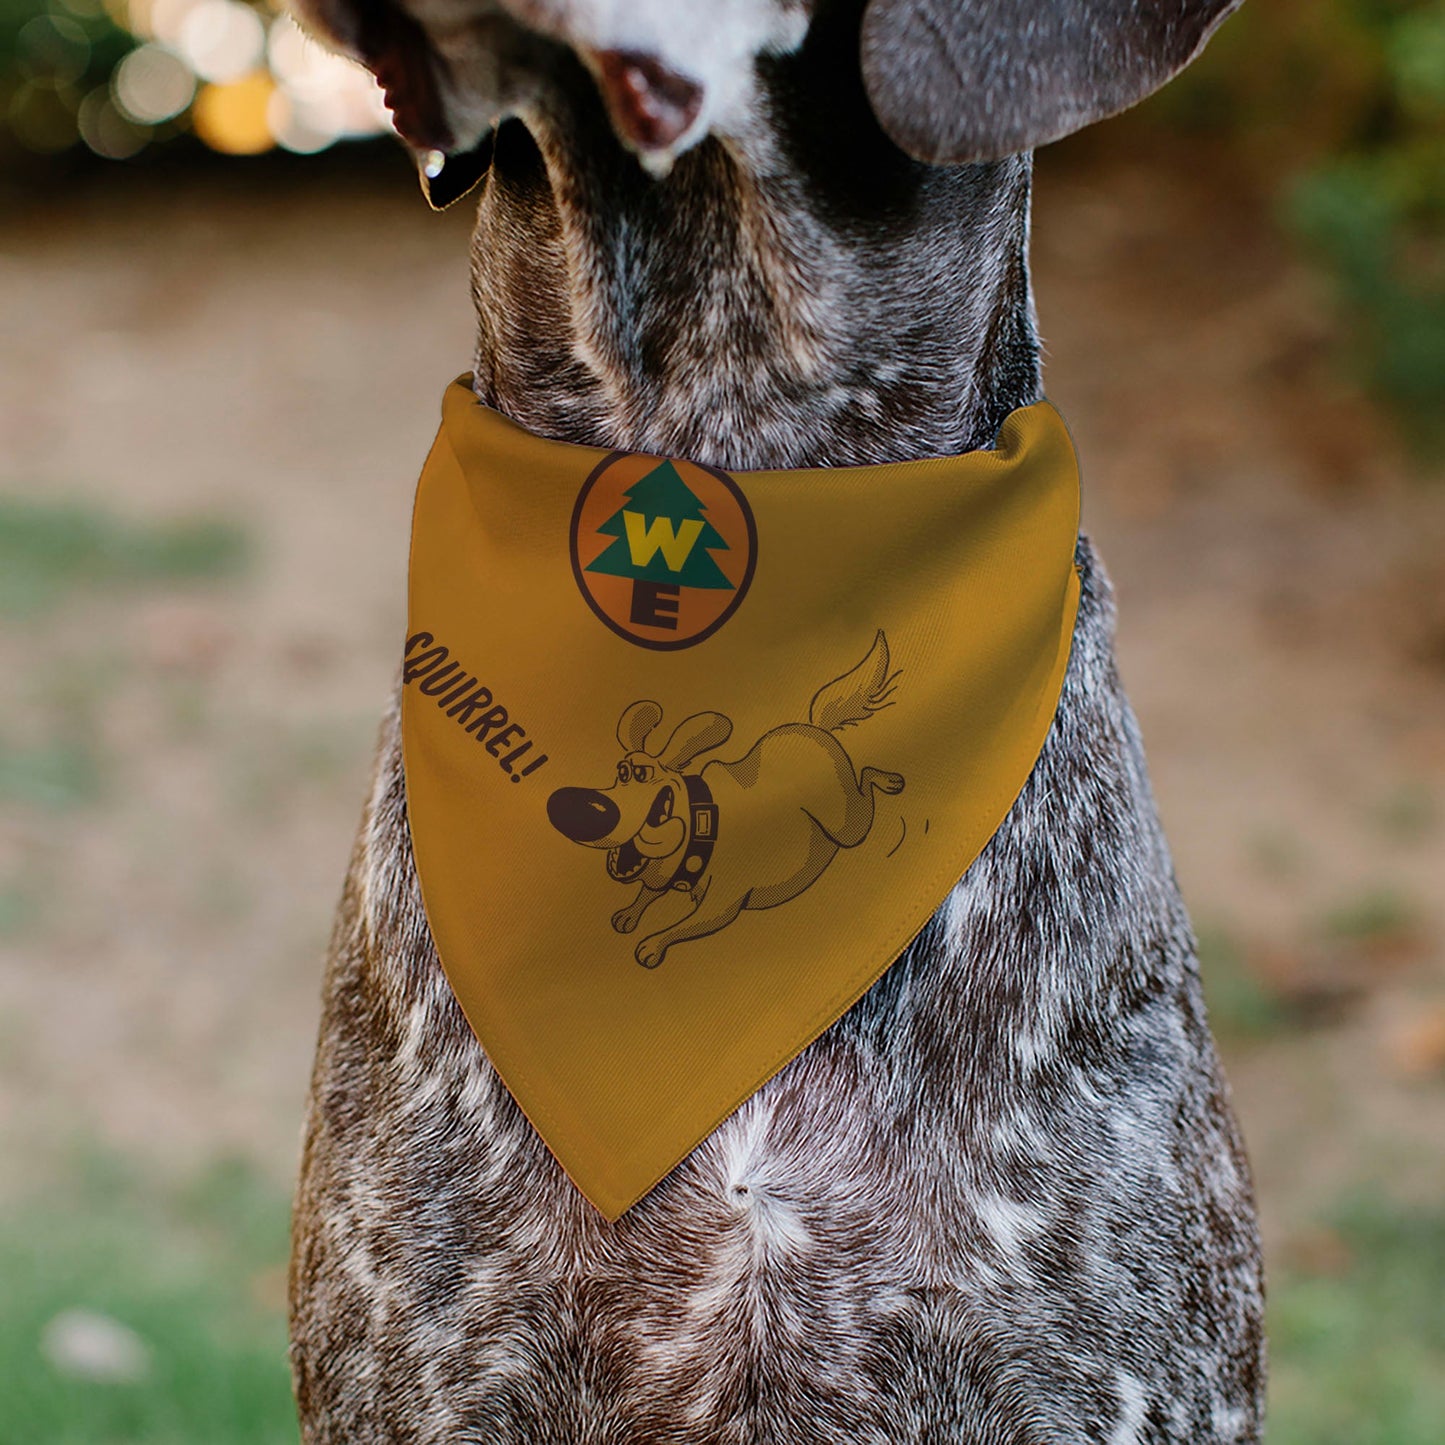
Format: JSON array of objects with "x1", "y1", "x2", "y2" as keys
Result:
[{"x1": 402, "y1": 377, "x2": 1081, "y2": 1218}]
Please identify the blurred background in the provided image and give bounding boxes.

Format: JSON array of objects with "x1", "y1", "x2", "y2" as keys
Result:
[{"x1": 1, "y1": 1, "x2": 1442, "y2": 1440}]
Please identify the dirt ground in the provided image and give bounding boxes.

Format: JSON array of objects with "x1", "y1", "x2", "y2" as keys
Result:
[{"x1": 1, "y1": 141, "x2": 1442, "y2": 1262}]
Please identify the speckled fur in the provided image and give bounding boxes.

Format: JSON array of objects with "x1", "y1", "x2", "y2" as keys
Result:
[{"x1": 289, "y1": 2, "x2": 1265, "y2": 1439}]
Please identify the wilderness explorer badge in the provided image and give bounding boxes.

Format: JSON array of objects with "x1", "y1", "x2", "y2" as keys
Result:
[{"x1": 569, "y1": 449, "x2": 757, "y2": 649}]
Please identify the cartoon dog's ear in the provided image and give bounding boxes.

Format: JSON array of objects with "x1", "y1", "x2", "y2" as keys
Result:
[
  {"x1": 618, "y1": 700, "x2": 665, "y2": 754},
  {"x1": 860, "y1": 0, "x2": 1244, "y2": 165},
  {"x1": 657, "y1": 713, "x2": 733, "y2": 772}
]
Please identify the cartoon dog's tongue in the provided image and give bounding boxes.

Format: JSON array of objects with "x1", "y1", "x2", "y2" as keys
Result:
[{"x1": 607, "y1": 787, "x2": 685, "y2": 880}]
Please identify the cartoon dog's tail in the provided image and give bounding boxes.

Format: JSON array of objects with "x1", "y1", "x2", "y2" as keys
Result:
[{"x1": 809, "y1": 631, "x2": 899, "y2": 732}]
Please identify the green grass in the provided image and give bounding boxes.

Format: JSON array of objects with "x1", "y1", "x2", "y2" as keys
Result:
[
  {"x1": 1246, "y1": 827, "x2": 1308, "y2": 882},
  {"x1": 1322, "y1": 888, "x2": 1422, "y2": 948},
  {"x1": 0, "y1": 883, "x2": 36, "y2": 936},
  {"x1": 0, "y1": 496, "x2": 248, "y2": 618},
  {"x1": 1269, "y1": 1197, "x2": 1445, "y2": 1445},
  {"x1": 1197, "y1": 923, "x2": 1289, "y2": 1040},
  {"x1": 0, "y1": 737, "x2": 104, "y2": 811},
  {"x1": 1373, "y1": 785, "x2": 1440, "y2": 844},
  {"x1": 0, "y1": 1154, "x2": 298, "y2": 1445}
]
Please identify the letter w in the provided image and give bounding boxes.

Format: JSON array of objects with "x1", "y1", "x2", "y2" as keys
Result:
[{"x1": 623, "y1": 511, "x2": 702, "y2": 572}]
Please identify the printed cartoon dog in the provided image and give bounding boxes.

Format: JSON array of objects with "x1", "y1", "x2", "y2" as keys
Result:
[{"x1": 547, "y1": 632, "x2": 905, "y2": 968}]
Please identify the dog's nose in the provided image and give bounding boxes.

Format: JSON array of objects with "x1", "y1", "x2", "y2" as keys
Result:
[
  {"x1": 593, "y1": 50, "x2": 703, "y2": 153},
  {"x1": 546, "y1": 787, "x2": 621, "y2": 843}
]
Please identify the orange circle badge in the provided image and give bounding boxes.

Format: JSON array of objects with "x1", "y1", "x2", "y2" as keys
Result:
[{"x1": 570, "y1": 452, "x2": 757, "y2": 650}]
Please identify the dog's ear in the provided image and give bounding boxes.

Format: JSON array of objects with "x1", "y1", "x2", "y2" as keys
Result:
[
  {"x1": 860, "y1": 0, "x2": 1244, "y2": 165},
  {"x1": 618, "y1": 701, "x2": 665, "y2": 754},
  {"x1": 657, "y1": 713, "x2": 733, "y2": 772}
]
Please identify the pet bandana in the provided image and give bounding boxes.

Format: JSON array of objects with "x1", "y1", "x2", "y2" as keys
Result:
[{"x1": 402, "y1": 376, "x2": 1081, "y2": 1218}]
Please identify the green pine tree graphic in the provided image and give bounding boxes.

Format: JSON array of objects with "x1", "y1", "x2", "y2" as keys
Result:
[{"x1": 586, "y1": 461, "x2": 734, "y2": 590}]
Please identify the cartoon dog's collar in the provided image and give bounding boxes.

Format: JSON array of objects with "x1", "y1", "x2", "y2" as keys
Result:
[{"x1": 664, "y1": 773, "x2": 718, "y2": 893}]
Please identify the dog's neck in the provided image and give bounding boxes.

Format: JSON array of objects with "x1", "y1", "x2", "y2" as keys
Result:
[{"x1": 465, "y1": 33, "x2": 1041, "y2": 472}]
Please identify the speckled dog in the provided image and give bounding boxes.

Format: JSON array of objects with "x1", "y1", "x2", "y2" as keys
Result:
[{"x1": 287, "y1": 2, "x2": 1266, "y2": 1440}]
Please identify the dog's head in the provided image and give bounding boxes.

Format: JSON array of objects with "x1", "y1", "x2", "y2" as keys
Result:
[
  {"x1": 292, "y1": 0, "x2": 1244, "y2": 201},
  {"x1": 546, "y1": 701, "x2": 732, "y2": 882}
]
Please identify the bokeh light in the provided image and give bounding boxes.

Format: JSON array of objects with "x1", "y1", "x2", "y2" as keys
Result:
[
  {"x1": 112, "y1": 43, "x2": 194, "y2": 124},
  {"x1": 17, "y1": 13, "x2": 92, "y2": 85},
  {"x1": 176, "y1": 0, "x2": 265, "y2": 85},
  {"x1": 77, "y1": 84, "x2": 149, "y2": 157},
  {"x1": 3, "y1": 0, "x2": 394, "y2": 160},
  {"x1": 9, "y1": 76, "x2": 81, "y2": 153},
  {"x1": 190, "y1": 69, "x2": 272, "y2": 153}
]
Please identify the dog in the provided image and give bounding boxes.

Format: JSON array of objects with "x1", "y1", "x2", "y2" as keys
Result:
[
  {"x1": 547, "y1": 632, "x2": 904, "y2": 967},
  {"x1": 287, "y1": 2, "x2": 1266, "y2": 1441}
]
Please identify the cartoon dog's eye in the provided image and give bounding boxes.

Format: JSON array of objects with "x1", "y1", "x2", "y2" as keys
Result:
[
  {"x1": 634, "y1": 764, "x2": 652, "y2": 783},
  {"x1": 617, "y1": 761, "x2": 632, "y2": 783}
]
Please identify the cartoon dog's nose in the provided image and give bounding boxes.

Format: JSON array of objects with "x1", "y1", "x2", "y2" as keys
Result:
[{"x1": 546, "y1": 787, "x2": 620, "y2": 843}]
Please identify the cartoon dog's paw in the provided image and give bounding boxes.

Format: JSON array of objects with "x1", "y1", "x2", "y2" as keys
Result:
[
  {"x1": 864, "y1": 767, "x2": 905, "y2": 796},
  {"x1": 612, "y1": 907, "x2": 640, "y2": 934},
  {"x1": 635, "y1": 938, "x2": 667, "y2": 969}
]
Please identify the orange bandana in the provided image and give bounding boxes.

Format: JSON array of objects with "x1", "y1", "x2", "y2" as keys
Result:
[{"x1": 402, "y1": 377, "x2": 1081, "y2": 1217}]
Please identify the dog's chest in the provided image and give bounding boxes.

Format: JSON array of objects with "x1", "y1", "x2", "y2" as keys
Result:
[{"x1": 290, "y1": 544, "x2": 1263, "y2": 1442}]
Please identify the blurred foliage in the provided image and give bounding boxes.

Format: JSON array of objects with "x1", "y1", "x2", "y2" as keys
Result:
[
  {"x1": 1, "y1": 0, "x2": 144, "y2": 161},
  {"x1": 1163, "y1": 0, "x2": 1445, "y2": 449},
  {"x1": 1, "y1": 0, "x2": 384, "y2": 166},
  {"x1": 1322, "y1": 885, "x2": 1423, "y2": 945},
  {"x1": 1198, "y1": 924, "x2": 1291, "y2": 1040},
  {"x1": 0, "y1": 736, "x2": 104, "y2": 809},
  {"x1": 0, "y1": 495, "x2": 249, "y2": 617}
]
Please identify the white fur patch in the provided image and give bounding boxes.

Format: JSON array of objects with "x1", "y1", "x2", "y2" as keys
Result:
[
  {"x1": 976, "y1": 1192, "x2": 1047, "y2": 1262},
  {"x1": 1109, "y1": 1370, "x2": 1149, "y2": 1445}
]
